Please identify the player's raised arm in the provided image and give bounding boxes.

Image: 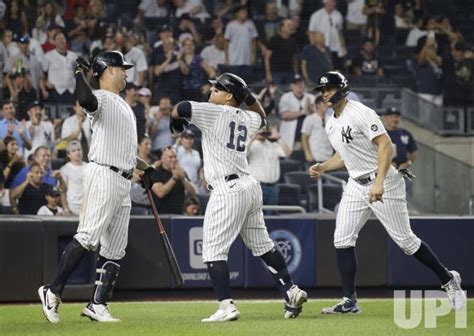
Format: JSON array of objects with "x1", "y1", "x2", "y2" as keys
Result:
[{"x1": 74, "y1": 57, "x2": 98, "y2": 112}]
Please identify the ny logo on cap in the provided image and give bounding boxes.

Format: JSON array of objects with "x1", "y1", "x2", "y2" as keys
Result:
[{"x1": 320, "y1": 77, "x2": 328, "y2": 84}]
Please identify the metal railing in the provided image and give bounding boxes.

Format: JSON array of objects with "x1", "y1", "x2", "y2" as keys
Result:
[
  {"x1": 316, "y1": 174, "x2": 347, "y2": 214},
  {"x1": 262, "y1": 205, "x2": 306, "y2": 214}
]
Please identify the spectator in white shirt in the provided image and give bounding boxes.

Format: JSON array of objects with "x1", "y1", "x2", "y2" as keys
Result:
[
  {"x1": 116, "y1": 31, "x2": 148, "y2": 87},
  {"x1": 61, "y1": 101, "x2": 91, "y2": 158},
  {"x1": 148, "y1": 96, "x2": 174, "y2": 152},
  {"x1": 301, "y1": 96, "x2": 334, "y2": 164},
  {"x1": 278, "y1": 75, "x2": 315, "y2": 150},
  {"x1": 224, "y1": 5, "x2": 258, "y2": 80},
  {"x1": 173, "y1": 0, "x2": 210, "y2": 21},
  {"x1": 346, "y1": 0, "x2": 367, "y2": 32},
  {"x1": 200, "y1": 33, "x2": 225, "y2": 73},
  {"x1": 59, "y1": 140, "x2": 87, "y2": 216},
  {"x1": 406, "y1": 16, "x2": 426, "y2": 47},
  {"x1": 25, "y1": 101, "x2": 55, "y2": 159},
  {"x1": 41, "y1": 32, "x2": 78, "y2": 104},
  {"x1": 37, "y1": 188, "x2": 64, "y2": 216},
  {"x1": 137, "y1": 0, "x2": 168, "y2": 19},
  {"x1": 308, "y1": 0, "x2": 346, "y2": 70},
  {"x1": 176, "y1": 129, "x2": 201, "y2": 186},
  {"x1": 247, "y1": 127, "x2": 290, "y2": 208}
]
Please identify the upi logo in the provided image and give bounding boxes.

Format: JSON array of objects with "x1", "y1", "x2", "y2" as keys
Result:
[{"x1": 393, "y1": 290, "x2": 467, "y2": 329}]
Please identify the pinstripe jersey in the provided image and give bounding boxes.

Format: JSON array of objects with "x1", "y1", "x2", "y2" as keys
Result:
[
  {"x1": 188, "y1": 102, "x2": 264, "y2": 184},
  {"x1": 86, "y1": 90, "x2": 137, "y2": 171},
  {"x1": 325, "y1": 100, "x2": 387, "y2": 179}
]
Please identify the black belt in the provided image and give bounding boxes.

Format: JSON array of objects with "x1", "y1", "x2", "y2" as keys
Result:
[
  {"x1": 92, "y1": 161, "x2": 133, "y2": 180},
  {"x1": 208, "y1": 174, "x2": 239, "y2": 190},
  {"x1": 355, "y1": 173, "x2": 376, "y2": 185}
]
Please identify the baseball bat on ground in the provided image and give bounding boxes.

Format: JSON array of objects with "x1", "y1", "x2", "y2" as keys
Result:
[{"x1": 138, "y1": 167, "x2": 184, "y2": 288}]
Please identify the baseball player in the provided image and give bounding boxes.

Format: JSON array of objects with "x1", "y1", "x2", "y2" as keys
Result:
[
  {"x1": 38, "y1": 51, "x2": 138, "y2": 323},
  {"x1": 309, "y1": 71, "x2": 466, "y2": 314},
  {"x1": 170, "y1": 73, "x2": 307, "y2": 322}
]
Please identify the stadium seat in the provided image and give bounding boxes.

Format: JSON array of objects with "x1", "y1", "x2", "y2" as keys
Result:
[
  {"x1": 307, "y1": 184, "x2": 344, "y2": 212},
  {"x1": 277, "y1": 183, "x2": 301, "y2": 206},
  {"x1": 279, "y1": 159, "x2": 302, "y2": 183},
  {"x1": 289, "y1": 149, "x2": 305, "y2": 163},
  {"x1": 284, "y1": 171, "x2": 314, "y2": 197},
  {"x1": 130, "y1": 206, "x2": 149, "y2": 215},
  {"x1": 51, "y1": 158, "x2": 65, "y2": 170}
]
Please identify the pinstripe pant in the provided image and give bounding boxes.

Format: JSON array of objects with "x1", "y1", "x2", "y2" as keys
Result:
[
  {"x1": 74, "y1": 163, "x2": 132, "y2": 260},
  {"x1": 202, "y1": 175, "x2": 275, "y2": 262},
  {"x1": 335, "y1": 172, "x2": 421, "y2": 255}
]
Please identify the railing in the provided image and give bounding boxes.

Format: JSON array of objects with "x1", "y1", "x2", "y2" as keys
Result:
[
  {"x1": 317, "y1": 174, "x2": 347, "y2": 214},
  {"x1": 262, "y1": 205, "x2": 306, "y2": 214}
]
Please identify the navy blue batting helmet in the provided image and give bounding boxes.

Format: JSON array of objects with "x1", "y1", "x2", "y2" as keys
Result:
[
  {"x1": 313, "y1": 71, "x2": 349, "y2": 104},
  {"x1": 208, "y1": 73, "x2": 249, "y2": 105},
  {"x1": 92, "y1": 50, "x2": 133, "y2": 79}
]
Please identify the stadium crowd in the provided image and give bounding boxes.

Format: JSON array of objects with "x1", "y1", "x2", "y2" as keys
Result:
[{"x1": 0, "y1": 0, "x2": 472, "y2": 215}]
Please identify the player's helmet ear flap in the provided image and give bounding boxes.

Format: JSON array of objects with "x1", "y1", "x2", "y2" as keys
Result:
[
  {"x1": 208, "y1": 72, "x2": 249, "y2": 105},
  {"x1": 313, "y1": 71, "x2": 349, "y2": 105}
]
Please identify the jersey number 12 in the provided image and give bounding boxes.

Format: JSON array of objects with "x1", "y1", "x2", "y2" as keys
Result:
[{"x1": 226, "y1": 121, "x2": 247, "y2": 152}]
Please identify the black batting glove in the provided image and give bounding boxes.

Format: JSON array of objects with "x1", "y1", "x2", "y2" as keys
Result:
[
  {"x1": 75, "y1": 56, "x2": 91, "y2": 74},
  {"x1": 399, "y1": 168, "x2": 416, "y2": 181},
  {"x1": 140, "y1": 167, "x2": 155, "y2": 191},
  {"x1": 169, "y1": 118, "x2": 189, "y2": 134}
]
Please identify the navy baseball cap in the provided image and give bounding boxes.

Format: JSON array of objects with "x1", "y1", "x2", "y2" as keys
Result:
[
  {"x1": 385, "y1": 107, "x2": 401, "y2": 116},
  {"x1": 292, "y1": 74, "x2": 304, "y2": 84},
  {"x1": 160, "y1": 24, "x2": 172, "y2": 33},
  {"x1": 182, "y1": 129, "x2": 194, "y2": 138},
  {"x1": 27, "y1": 100, "x2": 44, "y2": 110},
  {"x1": 18, "y1": 35, "x2": 30, "y2": 44}
]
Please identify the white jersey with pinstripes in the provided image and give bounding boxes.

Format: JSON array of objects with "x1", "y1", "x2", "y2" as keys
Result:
[
  {"x1": 73, "y1": 89, "x2": 137, "y2": 261},
  {"x1": 325, "y1": 100, "x2": 386, "y2": 179},
  {"x1": 87, "y1": 89, "x2": 137, "y2": 170},
  {"x1": 187, "y1": 101, "x2": 274, "y2": 262},
  {"x1": 188, "y1": 101, "x2": 263, "y2": 185}
]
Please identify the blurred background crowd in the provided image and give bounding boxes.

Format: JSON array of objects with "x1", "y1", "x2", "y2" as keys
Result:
[{"x1": 0, "y1": 0, "x2": 472, "y2": 216}]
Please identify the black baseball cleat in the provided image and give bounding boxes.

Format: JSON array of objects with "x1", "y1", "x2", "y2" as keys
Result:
[{"x1": 322, "y1": 297, "x2": 361, "y2": 314}]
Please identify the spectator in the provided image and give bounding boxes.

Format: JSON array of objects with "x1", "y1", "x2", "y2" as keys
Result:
[
  {"x1": 352, "y1": 39, "x2": 385, "y2": 79},
  {"x1": 148, "y1": 96, "x2": 174, "y2": 151},
  {"x1": 257, "y1": 83, "x2": 282, "y2": 122},
  {"x1": 264, "y1": 19, "x2": 298, "y2": 85},
  {"x1": 257, "y1": 0, "x2": 282, "y2": 44},
  {"x1": 64, "y1": 0, "x2": 90, "y2": 21},
  {"x1": 136, "y1": 0, "x2": 168, "y2": 22},
  {"x1": 346, "y1": 0, "x2": 367, "y2": 32},
  {"x1": 0, "y1": 41, "x2": 7, "y2": 100},
  {"x1": 7, "y1": 70, "x2": 38, "y2": 121},
  {"x1": 200, "y1": 33, "x2": 226, "y2": 75},
  {"x1": 308, "y1": 0, "x2": 346, "y2": 70},
  {"x1": 4, "y1": 0, "x2": 28, "y2": 35},
  {"x1": 117, "y1": 31, "x2": 148, "y2": 87},
  {"x1": 153, "y1": 37, "x2": 182, "y2": 103},
  {"x1": 383, "y1": 107, "x2": 417, "y2": 169},
  {"x1": 137, "y1": 87, "x2": 155, "y2": 118},
  {"x1": 123, "y1": 82, "x2": 147, "y2": 140},
  {"x1": 247, "y1": 126, "x2": 290, "y2": 209},
  {"x1": 128, "y1": 30, "x2": 153, "y2": 59},
  {"x1": 0, "y1": 101, "x2": 31, "y2": 154},
  {"x1": 65, "y1": 4, "x2": 90, "y2": 54},
  {"x1": 405, "y1": 16, "x2": 426, "y2": 47},
  {"x1": 37, "y1": 188, "x2": 64, "y2": 215},
  {"x1": 394, "y1": 3, "x2": 413, "y2": 44},
  {"x1": 301, "y1": 96, "x2": 333, "y2": 164},
  {"x1": 11, "y1": 162, "x2": 49, "y2": 214},
  {"x1": 0, "y1": 136, "x2": 26, "y2": 188},
  {"x1": 180, "y1": 38, "x2": 215, "y2": 101},
  {"x1": 301, "y1": 31, "x2": 333, "y2": 85},
  {"x1": 41, "y1": 24, "x2": 62, "y2": 53},
  {"x1": 443, "y1": 42, "x2": 474, "y2": 107},
  {"x1": 176, "y1": 14, "x2": 202, "y2": 46},
  {"x1": 150, "y1": 146, "x2": 197, "y2": 214},
  {"x1": 6, "y1": 35, "x2": 44, "y2": 94},
  {"x1": 173, "y1": 0, "x2": 210, "y2": 20},
  {"x1": 224, "y1": 5, "x2": 258, "y2": 80},
  {"x1": 201, "y1": 15, "x2": 224, "y2": 43},
  {"x1": 41, "y1": 32, "x2": 78, "y2": 104},
  {"x1": 137, "y1": 134, "x2": 160, "y2": 167},
  {"x1": 34, "y1": 1, "x2": 65, "y2": 44},
  {"x1": 415, "y1": 31, "x2": 443, "y2": 106},
  {"x1": 12, "y1": 146, "x2": 57, "y2": 189},
  {"x1": 59, "y1": 140, "x2": 87, "y2": 215},
  {"x1": 176, "y1": 129, "x2": 201, "y2": 186},
  {"x1": 278, "y1": 75, "x2": 315, "y2": 150},
  {"x1": 61, "y1": 101, "x2": 91, "y2": 158},
  {"x1": 25, "y1": 101, "x2": 56, "y2": 158},
  {"x1": 183, "y1": 196, "x2": 200, "y2": 215},
  {"x1": 363, "y1": 0, "x2": 386, "y2": 45},
  {"x1": 2, "y1": 29, "x2": 19, "y2": 59},
  {"x1": 85, "y1": 0, "x2": 105, "y2": 41}
]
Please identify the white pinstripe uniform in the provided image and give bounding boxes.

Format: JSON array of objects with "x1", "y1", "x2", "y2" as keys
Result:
[
  {"x1": 74, "y1": 89, "x2": 137, "y2": 260},
  {"x1": 326, "y1": 100, "x2": 421, "y2": 255},
  {"x1": 187, "y1": 102, "x2": 275, "y2": 262}
]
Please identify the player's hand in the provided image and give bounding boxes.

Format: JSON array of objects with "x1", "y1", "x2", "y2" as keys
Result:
[
  {"x1": 308, "y1": 163, "x2": 325, "y2": 180},
  {"x1": 75, "y1": 56, "x2": 91, "y2": 74},
  {"x1": 368, "y1": 182, "x2": 384, "y2": 204}
]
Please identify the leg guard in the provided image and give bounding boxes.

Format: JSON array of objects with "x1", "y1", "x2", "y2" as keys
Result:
[{"x1": 92, "y1": 257, "x2": 120, "y2": 305}]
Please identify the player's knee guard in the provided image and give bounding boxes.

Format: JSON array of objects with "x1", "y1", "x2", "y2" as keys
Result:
[{"x1": 92, "y1": 257, "x2": 121, "y2": 304}]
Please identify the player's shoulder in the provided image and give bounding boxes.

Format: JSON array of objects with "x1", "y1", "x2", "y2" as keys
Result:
[
  {"x1": 190, "y1": 101, "x2": 226, "y2": 113},
  {"x1": 346, "y1": 100, "x2": 378, "y2": 119}
]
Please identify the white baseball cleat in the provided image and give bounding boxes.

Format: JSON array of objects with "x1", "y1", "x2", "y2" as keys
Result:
[
  {"x1": 81, "y1": 303, "x2": 121, "y2": 322},
  {"x1": 202, "y1": 299, "x2": 240, "y2": 322},
  {"x1": 284, "y1": 285, "x2": 308, "y2": 319},
  {"x1": 38, "y1": 285, "x2": 61, "y2": 323},
  {"x1": 442, "y1": 270, "x2": 466, "y2": 310}
]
